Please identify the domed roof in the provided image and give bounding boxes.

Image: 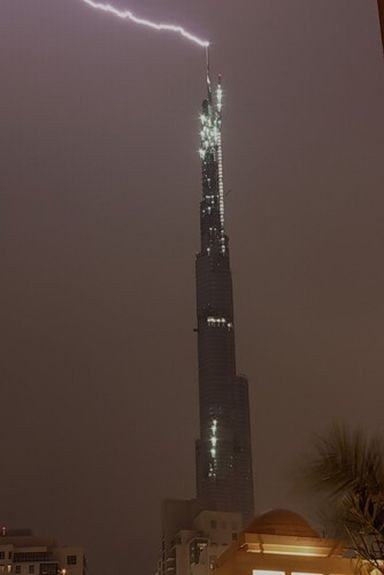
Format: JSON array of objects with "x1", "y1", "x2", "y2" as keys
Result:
[{"x1": 246, "y1": 509, "x2": 320, "y2": 538}]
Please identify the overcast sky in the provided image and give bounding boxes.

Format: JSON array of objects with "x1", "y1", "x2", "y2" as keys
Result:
[{"x1": 1, "y1": 1, "x2": 384, "y2": 574}]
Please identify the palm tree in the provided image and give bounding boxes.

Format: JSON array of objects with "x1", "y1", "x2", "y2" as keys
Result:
[{"x1": 303, "y1": 425, "x2": 384, "y2": 573}]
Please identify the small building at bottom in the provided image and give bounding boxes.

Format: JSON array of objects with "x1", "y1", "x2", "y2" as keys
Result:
[
  {"x1": 158, "y1": 506, "x2": 360, "y2": 575},
  {"x1": 0, "y1": 528, "x2": 85, "y2": 575},
  {"x1": 157, "y1": 499, "x2": 243, "y2": 575},
  {"x1": 214, "y1": 509, "x2": 355, "y2": 575}
]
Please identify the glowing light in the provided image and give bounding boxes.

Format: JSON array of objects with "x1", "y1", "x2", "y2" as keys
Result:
[
  {"x1": 207, "y1": 316, "x2": 227, "y2": 327},
  {"x1": 216, "y1": 84, "x2": 225, "y2": 250},
  {"x1": 209, "y1": 418, "x2": 218, "y2": 465},
  {"x1": 247, "y1": 544, "x2": 331, "y2": 557},
  {"x1": 79, "y1": 0, "x2": 210, "y2": 48},
  {"x1": 217, "y1": 85, "x2": 223, "y2": 112},
  {"x1": 199, "y1": 81, "x2": 227, "y2": 253}
]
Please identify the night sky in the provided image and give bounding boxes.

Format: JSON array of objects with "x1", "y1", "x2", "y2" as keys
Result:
[{"x1": 1, "y1": 1, "x2": 384, "y2": 574}]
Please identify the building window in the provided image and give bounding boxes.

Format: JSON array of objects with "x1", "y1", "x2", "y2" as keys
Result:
[
  {"x1": 66, "y1": 557, "x2": 77, "y2": 566},
  {"x1": 14, "y1": 555, "x2": 49, "y2": 564},
  {"x1": 15, "y1": 567, "x2": 21, "y2": 575},
  {"x1": 28, "y1": 567, "x2": 34, "y2": 574},
  {"x1": 232, "y1": 532, "x2": 238, "y2": 541},
  {"x1": 210, "y1": 520, "x2": 217, "y2": 529},
  {"x1": 39, "y1": 564, "x2": 58, "y2": 575},
  {"x1": 8, "y1": 554, "x2": 12, "y2": 561},
  {"x1": 0, "y1": 552, "x2": 5, "y2": 560}
]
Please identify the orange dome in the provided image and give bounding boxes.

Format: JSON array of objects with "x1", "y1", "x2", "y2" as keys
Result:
[{"x1": 246, "y1": 509, "x2": 319, "y2": 538}]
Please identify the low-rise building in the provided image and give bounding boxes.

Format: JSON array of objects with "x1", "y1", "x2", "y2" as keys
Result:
[
  {"x1": 157, "y1": 499, "x2": 242, "y2": 575},
  {"x1": 214, "y1": 509, "x2": 355, "y2": 575},
  {"x1": 0, "y1": 528, "x2": 85, "y2": 575}
]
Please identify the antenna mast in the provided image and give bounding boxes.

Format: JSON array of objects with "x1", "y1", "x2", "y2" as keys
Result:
[{"x1": 205, "y1": 45, "x2": 212, "y2": 102}]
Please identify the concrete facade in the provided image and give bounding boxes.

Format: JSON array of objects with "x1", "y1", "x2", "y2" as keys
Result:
[
  {"x1": 0, "y1": 529, "x2": 85, "y2": 575},
  {"x1": 157, "y1": 500, "x2": 242, "y2": 575}
]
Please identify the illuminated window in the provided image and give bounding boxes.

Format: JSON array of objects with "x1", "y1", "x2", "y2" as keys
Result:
[
  {"x1": 253, "y1": 571, "x2": 285, "y2": 575},
  {"x1": 207, "y1": 317, "x2": 227, "y2": 327},
  {"x1": 209, "y1": 556, "x2": 217, "y2": 570},
  {"x1": 40, "y1": 565, "x2": 57, "y2": 575}
]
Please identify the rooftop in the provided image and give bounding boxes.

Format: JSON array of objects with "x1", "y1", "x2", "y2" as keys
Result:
[{"x1": 246, "y1": 509, "x2": 320, "y2": 539}]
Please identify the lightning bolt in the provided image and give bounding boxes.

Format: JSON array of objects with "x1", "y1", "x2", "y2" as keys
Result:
[{"x1": 79, "y1": 0, "x2": 210, "y2": 48}]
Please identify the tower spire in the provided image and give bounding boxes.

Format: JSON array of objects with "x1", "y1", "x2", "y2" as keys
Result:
[
  {"x1": 198, "y1": 55, "x2": 226, "y2": 251},
  {"x1": 205, "y1": 45, "x2": 212, "y2": 103}
]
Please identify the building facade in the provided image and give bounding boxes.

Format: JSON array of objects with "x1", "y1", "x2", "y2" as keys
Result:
[
  {"x1": 195, "y1": 72, "x2": 254, "y2": 523},
  {"x1": 214, "y1": 509, "x2": 356, "y2": 575},
  {"x1": 0, "y1": 528, "x2": 85, "y2": 575},
  {"x1": 157, "y1": 500, "x2": 242, "y2": 575}
]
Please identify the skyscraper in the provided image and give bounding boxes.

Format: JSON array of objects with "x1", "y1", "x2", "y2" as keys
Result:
[
  {"x1": 157, "y1": 67, "x2": 254, "y2": 575},
  {"x1": 195, "y1": 69, "x2": 254, "y2": 524}
]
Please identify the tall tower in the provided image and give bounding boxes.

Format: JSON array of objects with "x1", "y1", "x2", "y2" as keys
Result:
[
  {"x1": 195, "y1": 62, "x2": 254, "y2": 524},
  {"x1": 156, "y1": 63, "x2": 254, "y2": 575}
]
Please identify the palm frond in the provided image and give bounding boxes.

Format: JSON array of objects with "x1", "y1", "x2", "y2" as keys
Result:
[
  {"x1": 301, "y1": 423, "x2": 384, "y2": 574},
  {"x1": 304, "y1": 424, "x2": 384, "y2": 498}
]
